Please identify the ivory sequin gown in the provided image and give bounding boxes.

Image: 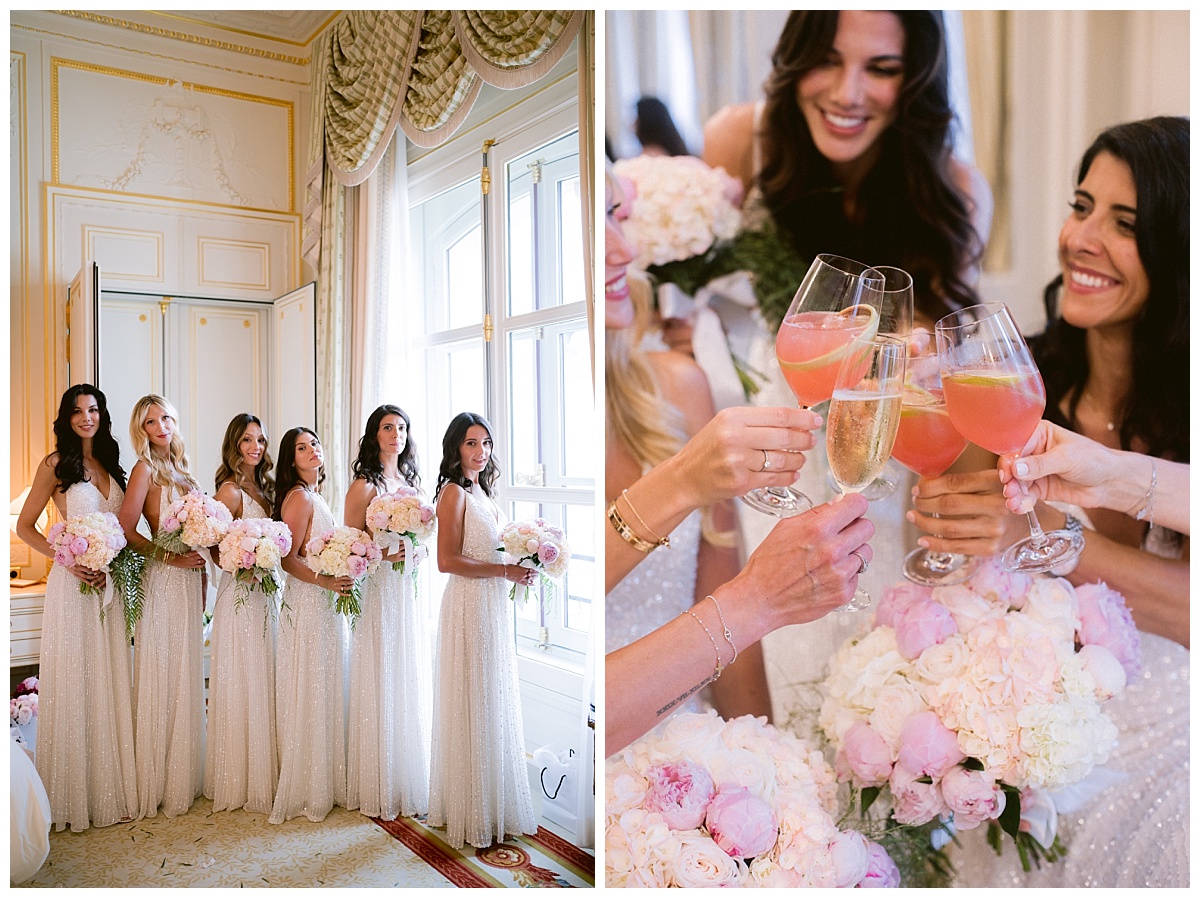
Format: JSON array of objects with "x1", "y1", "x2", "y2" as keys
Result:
[
  {"x1": 203, "y1": 490, "x2": 279, "y2": 814},
  {"x1": 134, "y1": 488, "x2": 205, "y2": 819},
  {"x1": 345, "y1": 536, "x2": 431, "y2": 820},
  {"x1": 37, "y1": 479, "x2": 138, "y2": 831},
  {"x1": 427, "y1": 483, "x2": 537, "y2": 849},
  {"x1": 269, "y1": 493, "x2": 348, "y2": 823}
]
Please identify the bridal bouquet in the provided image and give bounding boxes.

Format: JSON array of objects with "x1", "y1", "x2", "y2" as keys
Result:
[
  {"x1": 10, "y1": 677, "x2": 38, "y2": 726},
  {"x1": 305, "y1": 525, "x2": 382, "y2": 625},
  {"x1": 45, "y1": 511, "x2": 127, "y2": 597},
  {"x1": 498, "y1": 517, "x2": 570, "y2": 605},
  {"x1": 365, "y1": 486, "x2": 435, "y2": 575},
  {"x1": 819, "y1": 560, "x2": 1137, "y2": 872},
  {"x1": 157, "y1": 489, "x2": 233, "y2": 555},
  {"x1": 606, "y1": 711, "x2": 899, "y2": 888},
  {"x1": 216, "y1": 517, "x2": 292, "y2": 613}
]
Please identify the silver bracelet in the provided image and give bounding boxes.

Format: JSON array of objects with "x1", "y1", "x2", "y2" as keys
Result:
[
  {"x1": 1134, "y1": 458, "x2": 1157, "y2": 529},
  {"x1": 705, "y1": 594, "x2": 738, "y2": 665}
]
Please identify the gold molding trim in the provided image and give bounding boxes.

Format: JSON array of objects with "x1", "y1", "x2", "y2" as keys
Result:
[
  {"x1": 83, "y1": 225, "x2": 166, "y2": 283},
  {"x1": 53, "y1": 11, "x2": 313, "y2": 64},
  {"x1": 197, "y1": 236, "x2": 272, "y2": 291},
  {"x1": 51, "y1": 57, "x2": 295, "y2": 213},
  {"x1": 12, "y1": 51, "x2": 33, "y2": 488},
  {"x1": 153, "y1": 11, "x2": 340, "y2": 49}
]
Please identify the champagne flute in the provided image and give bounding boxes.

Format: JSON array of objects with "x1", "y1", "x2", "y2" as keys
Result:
[
  {"x1": 891, "y1": 345, "x2": 980, "y2": 586},
  {"x1": 827, "y1": 334, "x2": 907, "y2": 610},
  {"x1": 935, "y1": 303, "x2": 1084, "y2": 573},
  {"x1": 745, "y1": 254, "x2": 883, "y2": 517}
]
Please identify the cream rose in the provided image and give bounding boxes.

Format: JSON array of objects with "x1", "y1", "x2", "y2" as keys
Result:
[{"x1": 670, "y1": 831, "x2": 746, "y2": 887}]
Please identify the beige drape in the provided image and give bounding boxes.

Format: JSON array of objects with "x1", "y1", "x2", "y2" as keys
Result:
[
  {"x1": 578, "y1": 11, "x2": 596, "y2": 389},
  {"x1": 963, "y1": 11, "x2": 1011, "y2": 272}
]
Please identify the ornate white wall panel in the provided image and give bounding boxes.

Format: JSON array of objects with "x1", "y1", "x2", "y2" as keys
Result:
[
  {"x1": 98, "y1": 295, "x2": 163, "y2": 467},
  {"x1": 53, "y1": 59, "x2": 294, "y2": 212},
  {"x1": 197, "y1": 236, "x2": 270, "y2": 291},
  {"x1": 84, "y1": 225, "x2": 165, "y2": 283}
]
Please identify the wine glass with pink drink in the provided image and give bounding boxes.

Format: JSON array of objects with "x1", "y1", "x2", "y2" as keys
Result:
[
  {"x1": 743, "y1": 255, "x2": 883, "y2": 517},
  {"x1": 892, "y1": 343, "x2": 980, "y2": 586},
  {"x1": 935, "y1": 302, "x2": 1084, "y2": 573}
]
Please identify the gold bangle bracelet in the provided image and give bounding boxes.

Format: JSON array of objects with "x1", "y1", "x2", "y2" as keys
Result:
[
  {"x1": 620, "y1": 489, "x2": 671, "y2": 549},
  {"x1": 606, "y1": 501, "x2": 662, "y2": 554}
]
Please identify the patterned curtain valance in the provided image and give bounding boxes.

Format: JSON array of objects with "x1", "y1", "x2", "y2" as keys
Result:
[{"x1": 316, "y1": 9, "x2": 583, "y2": 181}]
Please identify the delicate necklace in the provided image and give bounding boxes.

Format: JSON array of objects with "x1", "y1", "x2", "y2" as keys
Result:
[{"x1": 1078, "y1": 390, "x2": 1116, "y2": 432}]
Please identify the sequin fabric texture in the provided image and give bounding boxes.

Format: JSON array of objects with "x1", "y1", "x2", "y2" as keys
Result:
[
  {"x1": 427, "y1": 482, "x2": 537, "y2": 849},
  {"x1": 37, "y1": 479, "x2": 138, "y2": 831},
  {"x1": 204, "y1": 490, "x2": 279, "y2": 815}
]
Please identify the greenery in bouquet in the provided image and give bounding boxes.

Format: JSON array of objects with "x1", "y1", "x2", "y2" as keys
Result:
[
  {"x1": 305, "y1": 525, "x2": 382, "y2": 628},
  {"x1": 111, "y1": 546, "x2": 147, "y2": 637}
]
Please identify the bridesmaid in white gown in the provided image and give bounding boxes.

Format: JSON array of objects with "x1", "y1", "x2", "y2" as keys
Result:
[
  {"x1": 204, "y1": 414, "x2": 279, "y2": 814},
  {"x1": 269, "y1": 427, "x2": 353, "y2": 824},
  {"x1": 117, "y1": 394, "x2": 207, "y2": 819},
  {"x1": 16, "y1": 385, "x2": 138, "y2": 831},
  {"x1": 428, "y1": 412, "x2": 538, "y2": 849},
  {"x1": 343, "y1": 405, "x2": 431, "y2": 821}
]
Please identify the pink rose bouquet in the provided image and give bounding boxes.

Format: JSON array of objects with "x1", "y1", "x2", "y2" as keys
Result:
[
  {"x1": 365, "y1": 486, "x2": 435, "y2": 576},
  {"x1": 498, "y1": 517, "x2": 570, "y2": 606},
  {"x1": 10, "y1": 677, "x2": 38, "y2": 727},
  {"x1": 605, "y1": 711, "x2": 896, "y2": 888},
  {"x1": 217, "y1": 517, "x2": 291, "y2": 618},
  {"x1": 45, "y1": 511, "x2": 126, "y2": 599},
  {"x1": 157, "y1": 489, "x2": 232, "y2": 554},
  {"x1": 819, "y1": 559, "x2": 1133, "y2": 872},
  {"x1": 305, "y1": 525, "x2": 382, "y2": 624}
]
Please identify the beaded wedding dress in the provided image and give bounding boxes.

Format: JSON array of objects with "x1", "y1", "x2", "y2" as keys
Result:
[
  {"x1": 346, "y1": 530, "x2": 431, "y2": 820},
  {"x1": 269, "y1": 493, "x2": 348, "y2": 824},
  {"x1": 204, "y1": 490, "x2": 278, "y2": 815},
  {"x1": 427, "y1": 483, "x2": 537, "y2": 849},
  {"x1": 134, "y1": 486, "x2": 205, "y2": 819},
  {"x1": 38, "y1": 479, "x2": 138, "y2": 831}
]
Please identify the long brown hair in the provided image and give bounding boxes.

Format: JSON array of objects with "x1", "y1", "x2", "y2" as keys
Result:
[
  {"x1": 214, "y1": 413, "x2": 276, "y2": 508},
  {"x1": 272, "y1": 427, "x2": 324, "y2": 520}
]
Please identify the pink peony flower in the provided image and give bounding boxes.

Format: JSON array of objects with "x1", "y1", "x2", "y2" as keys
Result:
[
  {"x1": 1076, "y1": 643, "x2": 1127, "y2": 699},
  {"x1": 893, "y1": 600, "x2": 957, "y2": 661},
  {"x1": 829, "y1": 830, "x2": 869, "y2": 888},
  {"x1": 857, "y1": 839, "x2": 901, "y2": 887},
  {"x1": 837, "y1": 721, "x2": 894, "y2": 786},
  {"x1": 537, "y1": 542, "x2": 560, "y2": 566},
  {"x1": 873, "y1": 581, "x2": 933, "y2": 629},
  {"x1": 704, "y1": 787, "x2": 778, "y2": 860},
  {"x1": 889, "y1": 762, "x2": 948, "y2": 826},
  {"x1": 969, "y1": 557, "x2": 1034, "y2": 607},
  {"x1": 940, "y1": 765, "x2": 1005, "y2": 830},
  {"x1": 419, "y1": 507, "x2": 434, "y2": 523},
  {"x1": 643, "y1": 761, "x2": 716, "y2": 831},
  {"x1": 70, "y1": 535, "x2": 89, "y2": 556},
  {"x1": 46, "y1": 522, "x2": 66, "y2": 543},
  {"x1": 897, "y1": 711, "x2": 964, "y2": 778},
  {"x1": 347, "y1": 555, "x2": 368, "y2": 579},
  {"x1": 241, "y1": 551, "x2": 257, "y2": 568},
  {"x1": 1075, "y1": 581, "x2": 1141, "y2": 678}
]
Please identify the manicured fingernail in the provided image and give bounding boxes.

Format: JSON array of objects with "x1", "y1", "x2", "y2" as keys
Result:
[
  {"x1": 905, "y1": 511, "x2": 915, "y2": 523},
  {"x1": 911, "y1": 486, "x2": 919, "y2": 497},
  {"x1": 1015, "y1": 462, "x2": 1029, "y2": 476},
  {"x1": 917, "y1": 538, "x2": 929, "y2": 548}
]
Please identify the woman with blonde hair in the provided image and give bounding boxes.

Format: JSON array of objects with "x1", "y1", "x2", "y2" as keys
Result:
[
  {"x1": 205, "y1": 413, "x2": 279, "y2": 815},
  {"x1": 116, "y1": 393, "x2": 206, "y2": 819}
]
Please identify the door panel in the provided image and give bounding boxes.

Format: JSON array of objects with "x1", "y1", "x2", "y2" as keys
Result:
[
  {"x1": 99, "y1": 294, "x2": 163, "y2": 470},
  {"x1": 271, "y1": 282, "x2": 317, "y2": 441},
  {"x1": 67, "y1": 261, "x2": 100, "y2": 387}
]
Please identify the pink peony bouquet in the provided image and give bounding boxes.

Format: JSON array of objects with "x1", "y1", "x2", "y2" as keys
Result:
[
  {"x1": 217, "y1": 517, "x2": 292, "y2": 613},
  {"x1": 365, "y1": 486, "x2": 435, "y2": 575},
  {"x1": 10, "y1": 676, "x2": 38, "y2": 727},
  {"x1": 305, "y1": 525, "x2": 382, "y2": 624},
  {"x1": 498, "y1": 517, "x2": 570, "y2": 605},
  {"x1": 819, "y1": 560, "x2": 1137, "y2": 871},
  {"x1": 46, "y1": 511, "x2": 127, "y2": 599},
  {"x1": 605, "y1": 711, "x2": 898, "y2": 888},
  {"x1": 157, "y1": 489, "x2": 232, "y2": 554}
]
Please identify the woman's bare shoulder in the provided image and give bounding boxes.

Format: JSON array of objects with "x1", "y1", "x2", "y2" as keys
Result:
[
  {"x1": 646, "y1": 349, "x2": 716, "y2": 437},
  {"x1": 703, "y1": 103, "x2": 758, "y2": 188}
]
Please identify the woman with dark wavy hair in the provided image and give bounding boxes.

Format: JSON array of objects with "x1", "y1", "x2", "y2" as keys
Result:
[
  {"x1": 427, "y1": 412, "x2": 537, "y2": 848},
  {"x1": 343, "y1": 405, "x2": 431, "y2": 821},
  {"x1": 704, "y1": 10, "x2": 991, "y2": 322},
  {"x1": 16, "y1": 385, "x2": 137, "y2": 831}
]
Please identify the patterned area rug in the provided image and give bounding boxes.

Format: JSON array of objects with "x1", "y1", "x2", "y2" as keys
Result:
[{"x1": 373, "y1": 815, "x2": 595, "y2": 888}]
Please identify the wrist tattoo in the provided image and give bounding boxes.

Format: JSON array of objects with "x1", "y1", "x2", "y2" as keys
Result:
[{"x1": 655, "y1": 676, "x2": 713, "y2": 717}]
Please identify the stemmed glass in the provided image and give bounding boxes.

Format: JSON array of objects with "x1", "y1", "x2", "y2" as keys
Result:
[
  {"x1": 891, "y1": 344, "x2": 980, "y2": 586},
  {"x1": 935, "y1": 303, "x2": 1084, "y2": 573},
  {"x1": 827, "y1": 334, "x2": 907, "y2": 610},
  {"x1": 743, "y1": 254, "x2": 883, "y2": 517}
]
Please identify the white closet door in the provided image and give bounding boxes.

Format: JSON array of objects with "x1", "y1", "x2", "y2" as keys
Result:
[
  {"x1": 98, "y1": 294, "x2": 163, "y2": 472},
  {"x1": 270, "y1": 282, "x2": 317, "y2": 442}
]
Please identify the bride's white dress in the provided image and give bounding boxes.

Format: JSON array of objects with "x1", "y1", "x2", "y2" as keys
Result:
[
  {"x1": 204, "y1": 490, "x2": 278, "y2": 814},
  {"x1": 38, "y1": 479, "x2": 138, "y2": 831},
  {"x1": 269, "y1": 493, "x2": 348, "y2": 823},
  {"x1": 427, "y1": 483, "x2": 537, "y2": 849}
]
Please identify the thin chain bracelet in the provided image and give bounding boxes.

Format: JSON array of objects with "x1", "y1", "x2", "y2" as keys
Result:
[
  {"x1": 683, "y1": 608, "x2": 725, "y2": 680},
  {"x1": 705, "y1": 594, "x2": 738, "y2": 664},
  {"x1": 1135, "y1": 457, "x2": 1157, "y2": 529},
  {"x1": 619, "y1": 490, "x2": 671, "y2": 549}
]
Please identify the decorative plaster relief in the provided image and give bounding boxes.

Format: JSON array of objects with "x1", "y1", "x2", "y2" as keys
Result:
[{"x1": 55, "y1": 61, "x2": 292, "y2": 211}]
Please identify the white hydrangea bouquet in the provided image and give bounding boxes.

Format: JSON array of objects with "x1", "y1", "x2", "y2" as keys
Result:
[
  {"x1": 157, "y1": 489, "x2": 233, "y2": 554},
  {"x1": 45, "y1": 511, "x2": 126, "y2": 598},
  {"x1": 365, "y1": 486, "x2": 436, "y2": 576},
  {"x1": 498, "y1": 517, "x2": 570, "y2": 605},
  {"x1": 819, "y1": 559, "x2": 1138, "y2": 872},
  {"x1": 305, "y1": 525, "x2": 382, "y2": 625},
  {"x1": 606, "y1": 711, "x2": 900, "y2": 888},
  {"x1": 216, "y1": 517, "x2": 292, "y2": 616}
]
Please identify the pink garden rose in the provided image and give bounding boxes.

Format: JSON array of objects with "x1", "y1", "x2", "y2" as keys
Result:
[
  {"x1": 537, "y1": 542, "x2": 561, "y2": 566},
  {"x1": 1075, "y1": 581, "x2": 1141, "y2": 678},
  {"x1": 940, "y1": 765, "x2": 1005, "y2": 830},
  {"x1": 643, "y1": 761, "x2": 716, "y2": 830},
  {"x1": 857, "y1": 839, "x2": 901, "y2": 888},
  {"x1": 889, "y1": 762, "x2": 948, "y2": 826},
  {"x1": 897, "y1": 712, "x2": 964, "y2": 778},
  {"x1": 873, "y1": 582, "x2": 933, "y2": 629},
  {"x1": 704, "y1": 787, "x2": 778, "y2": 860},
  {"x1": 894, "y1": 600, "x2": 958, "y2": 660},
  {"x1": 837, "y1": 721, "x2": 894, "y2": 786}
]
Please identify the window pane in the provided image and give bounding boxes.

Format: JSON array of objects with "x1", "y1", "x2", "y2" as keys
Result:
[
  {"x1": 563, "y1": 502, "x2": 594, "y2": 633},
  {"x1": 425, "y1": 339, "x2": 486, "y2": 463},
  {"x1": 507, "y1": 328, "x2": 540, "y2": 486},
  {"x1": 508, "y1": 190, "x2": 534, "y2": 317},
  {"x1": 445, "y1": 225, "x2": 482, "y2": 330},
  {"x1": 558, "y1": 176, "x2": 583, "y2": 306},
  {"x1": 412, "y1": 178, "x2": 481, "y2": 331},
  {"x1": 560, "y1": 326, "x2": 594, "y2": 480}
]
